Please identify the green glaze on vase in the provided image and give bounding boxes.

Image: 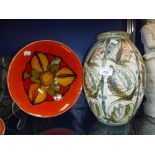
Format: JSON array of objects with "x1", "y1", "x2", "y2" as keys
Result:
[{"x1": 84, "y1": 31, "x2": 146, "y2": 126}]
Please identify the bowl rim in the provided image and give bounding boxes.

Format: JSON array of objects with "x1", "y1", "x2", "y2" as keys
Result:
[{"x1": 7, "y1": 40, "x2": 83, "y2": 118}]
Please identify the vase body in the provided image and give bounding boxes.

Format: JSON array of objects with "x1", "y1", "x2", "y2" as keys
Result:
[{"x1": 84, "y1": 31, "x2": 146, "y2": 126}]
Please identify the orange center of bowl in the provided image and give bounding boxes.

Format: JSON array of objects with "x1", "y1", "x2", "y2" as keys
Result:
[{"x1": 40, "y1": 71, "x2": 54, "y2": 86}]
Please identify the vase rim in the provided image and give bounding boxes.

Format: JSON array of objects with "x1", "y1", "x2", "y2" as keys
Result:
[{"x1": 97, "y1": 31, "x2": 129, "y2": 40}]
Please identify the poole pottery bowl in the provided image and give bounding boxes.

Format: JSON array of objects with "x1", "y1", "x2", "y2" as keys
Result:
[{"x1": 7, "y1": 40, "x2": 82, "y2": 118}]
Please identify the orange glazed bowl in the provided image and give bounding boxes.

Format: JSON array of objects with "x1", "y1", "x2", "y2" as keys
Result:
[{"x1": 7, "y1": 40, "x2": 82, "y2": 118}]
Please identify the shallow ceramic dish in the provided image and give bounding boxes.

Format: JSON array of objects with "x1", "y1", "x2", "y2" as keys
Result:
[{"x1": 7, "y1": 40, "x2": 82, "y2": 118}]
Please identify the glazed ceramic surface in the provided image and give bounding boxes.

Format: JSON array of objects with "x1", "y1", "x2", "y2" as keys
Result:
[
  {"x1": 84, "y1": 31, "x2": 146, "y2": 126},
  {"x1": 0, "y1": 118, "x2": 5, "y2": 135},
  {"x1": 7, "y1": 40, "x2": 82, "y2": 118}
]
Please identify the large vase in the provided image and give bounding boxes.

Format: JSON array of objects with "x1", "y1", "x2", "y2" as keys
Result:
[{"x1": 83, "y1": 31, "x2": 146, "y2": 126}]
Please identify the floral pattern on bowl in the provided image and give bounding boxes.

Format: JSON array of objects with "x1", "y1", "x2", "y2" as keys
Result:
[
  {"x1": 7, "y1": 40, "x2": 82, "y2": 118},
  {"x1": 23, "y1": 52, "x2": 76, "y2": 105}
]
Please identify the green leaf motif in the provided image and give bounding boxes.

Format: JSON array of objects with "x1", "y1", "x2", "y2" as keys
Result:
[
  {"x1": 95, "y1": 104, "x2": 101, "y2": 118},
  {"x1": 52, "y1": 84, "x2": 60, "y2": 92},
  {"x1": 52, "y1": 57, "x2": 61, "y2": 65},
  {"x1": 49, "y1": 64, "x2": 59, "y2": 73},
  {"x1": 46, "y1": 87, "x2": 55, "y2": 95},
  {"x1": 31, "y1": 69, "x2": 40, "y2": 78},
  {"x1": 125, "y1": 104, "x2": 131, "y2": 117},
  {"x1": 31, "y1": 76, "x2": 40, "y2": 84}
]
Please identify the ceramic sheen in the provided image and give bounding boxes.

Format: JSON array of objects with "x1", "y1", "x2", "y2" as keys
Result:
[
  {"x1": 7, "y1": 40, "x2": 82, "y2": 118},
  {"x1": 84, "y1": 31, "x2": 146, "y2": 126}
]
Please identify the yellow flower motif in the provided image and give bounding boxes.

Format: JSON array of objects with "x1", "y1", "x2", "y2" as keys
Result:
[{"x1": 23, "y1": 53, "x2": 75, "y2": 105}]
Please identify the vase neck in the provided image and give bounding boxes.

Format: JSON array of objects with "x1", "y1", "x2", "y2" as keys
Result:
[{"x1": 97, "y1": 31, "x2": 129, "y2": 40}]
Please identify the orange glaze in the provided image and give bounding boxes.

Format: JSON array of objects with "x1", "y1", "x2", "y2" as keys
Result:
[
  {"x1": 7, "y1": 40, "x2": 82, "y2": 118},
  {"x1": 0, "y1": 119, "x2": 5, "y2": 135}
]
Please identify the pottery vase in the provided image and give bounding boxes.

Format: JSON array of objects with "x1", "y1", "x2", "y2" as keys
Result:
[
  {"x1": 84, "y1": 31, "x2": 146, "y2": 126},
  {"x1": 143, "y1": 52, "x2": 155, "y2": 117}
]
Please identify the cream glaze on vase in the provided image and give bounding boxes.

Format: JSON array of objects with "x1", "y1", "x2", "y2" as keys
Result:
[{"x1": 84, "y1": 31, "x2": 146, "y2": 126}]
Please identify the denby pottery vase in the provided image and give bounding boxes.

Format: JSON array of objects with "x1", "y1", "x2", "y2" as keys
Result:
[{"x1": 84, "y1": 31, "x2": 146, "y2": 126}]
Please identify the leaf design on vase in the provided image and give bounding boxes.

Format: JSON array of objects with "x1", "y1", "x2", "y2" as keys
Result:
[
  {"x1": 84, "y1": 67, "x2": 101, "y2": 98},
  {"x1": 124, "y1": 104, "x2": 131, "y2": 117},
  {"x1": 111, "y1": 105, "x2": 126, "y2": 122},
  {"x1": 87, "y1": 42, "x2": 105, "y2": 67},
  {"x1": 95, "y1": 103, "x2": 101, "y2": 118},
  {"x1": 116, "y1": 41, "x2": 123, "y2": 63},
  {"x1": 89, "y1": 100, "x2": 102, "y2": 119},
  {"x1": 106, "y1": 39, "x2": 132, "y2": 64},
  {"x1": 108, "y1": 102, "x2": 133, "y2": 123},
  {"x1": 83, "y1": 32, "x2": 145, "y2": 125},
  {"x1": 106, "y1": 39, "x2": 122, "y2": 61},
  {"x1": 107, "y1": 66, "x2": 136, "y2": 99},
  {"x1": 119, "y1": 40, "x2": 133, "y2": 63}
]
